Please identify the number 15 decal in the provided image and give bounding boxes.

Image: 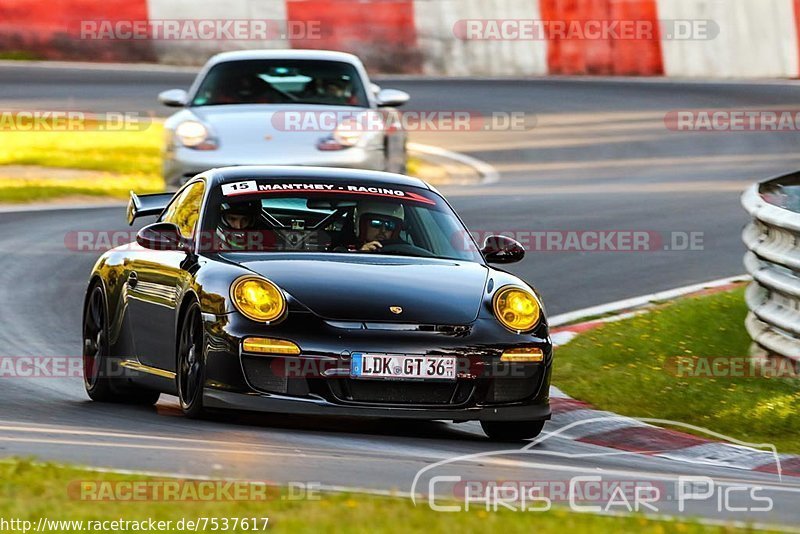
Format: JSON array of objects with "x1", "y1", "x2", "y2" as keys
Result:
[{"x1": 221, "y1": 180, "x2": 258, "y2": 196}]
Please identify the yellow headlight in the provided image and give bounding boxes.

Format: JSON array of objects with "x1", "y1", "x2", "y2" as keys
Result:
[
  {"x1": 493, "y1": 286, "x2": 540, "y2": 332},
  {"x1": 231, "y1": 276, "x2": 286, "y2": 322}
]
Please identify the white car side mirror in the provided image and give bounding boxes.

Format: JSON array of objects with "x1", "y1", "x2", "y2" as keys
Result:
[
  {"x1": 376, "y1": 88, "x2": 410, "y2": 108},
  {"x1": 158, "y1": 89, "x2": 188, "y2": 107}
]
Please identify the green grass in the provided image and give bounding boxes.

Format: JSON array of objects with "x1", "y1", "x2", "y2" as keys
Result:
[
  {"x1": 0, "y1": 123, "x2": 164, "y2": 202},
  {"x1": 0, "y1": 175, "x2": 165, "y2": 203},
  {"x1": 0, "y1": 51, "x2": 42, "y2": 60},
  {"x1": 553, "y1": 287, "x2": 800, "y2": 453},
  {"x1": 0, "y1": 123, "x2": 163, "y2": 175},
  {"x1": 0, "y1": 459, "x2": 762, "y2": 533}
]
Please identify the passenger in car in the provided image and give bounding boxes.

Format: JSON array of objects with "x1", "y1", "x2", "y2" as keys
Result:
[{"x1": 332, "y1": 200, "x2": 406, "y2": 253}]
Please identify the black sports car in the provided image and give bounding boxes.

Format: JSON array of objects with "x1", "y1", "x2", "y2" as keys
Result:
[{"x1": 83, "y1": 166, "x2": 552, "y2": 440}]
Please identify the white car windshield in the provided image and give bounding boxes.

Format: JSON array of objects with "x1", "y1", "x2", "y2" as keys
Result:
[{"x1": 191, "y1": 59, "x2": 369, "y2": 107}]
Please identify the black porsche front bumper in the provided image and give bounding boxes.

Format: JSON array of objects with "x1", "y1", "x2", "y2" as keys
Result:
[
  {"x1": 203, "y1": 389, "x2": 552, "y2": 421},
  {"x1": 201, "y1": 311, "x2": 553, "y2": 423}
]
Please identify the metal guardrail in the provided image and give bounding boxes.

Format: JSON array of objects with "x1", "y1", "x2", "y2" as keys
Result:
[{"x1": 742, "y1": 180, "x2": 800, "y2": 362}]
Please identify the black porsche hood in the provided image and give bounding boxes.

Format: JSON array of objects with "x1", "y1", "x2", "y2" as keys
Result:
[{"x1": 222, "y1": 254, "x2": 489, "y2": 324}]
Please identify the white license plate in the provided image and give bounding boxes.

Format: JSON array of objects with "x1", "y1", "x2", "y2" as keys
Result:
[{"x1": 350, "y1": 353, "x2": 456, "y2": 381}]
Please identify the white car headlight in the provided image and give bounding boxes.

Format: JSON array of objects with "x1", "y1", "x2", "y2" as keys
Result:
[
  {"x1": 175, "y1": 120, "x2": 217, "y2": 150},
  {"x1": 317, "y1": 114, "x2": 381, "y2": 151},
  {"x1": 332, "y1": 117, "x2": 364, "y2": 147}
]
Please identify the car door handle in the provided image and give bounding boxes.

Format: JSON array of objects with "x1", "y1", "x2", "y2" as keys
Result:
[{"x1": 127, "y1": 272, "x2": 138, "y2": 289}]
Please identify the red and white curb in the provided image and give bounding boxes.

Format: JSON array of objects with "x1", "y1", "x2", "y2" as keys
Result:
[{"x1": 547, "y1": 276, "x2": 800, "y2": 479}]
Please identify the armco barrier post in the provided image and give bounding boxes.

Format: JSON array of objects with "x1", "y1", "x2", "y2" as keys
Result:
[{"x1": 742, "y1": 173, "x2": 800, "y2": 362}]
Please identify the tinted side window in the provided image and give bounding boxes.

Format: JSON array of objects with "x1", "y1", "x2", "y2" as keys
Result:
[{"x1": 161, "y1": 181, "x2": 205, "y2": 238}]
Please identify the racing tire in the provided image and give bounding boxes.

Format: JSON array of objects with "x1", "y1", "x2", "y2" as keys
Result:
[
  {"x1": 176, "y1": 302, "x2": 207, "y2": 418},
  {"x1": 480, "y1": 420, "x2": 546, "y2": 442},
  {"x1": 83, "y1": 284, "x2": 160, "y2": 405}
]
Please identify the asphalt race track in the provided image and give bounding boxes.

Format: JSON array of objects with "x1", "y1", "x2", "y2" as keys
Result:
[{"x1": 1, "y1": 63, "x2": 800, "y2": 526}]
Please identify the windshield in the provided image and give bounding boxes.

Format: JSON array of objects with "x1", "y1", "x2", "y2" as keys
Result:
[
  {"x1": 202, "y1": 180, "x2": 483, "y2": 262},
  {"x1": 191, "y1": 60, "x2": 369, "y2": 107}
]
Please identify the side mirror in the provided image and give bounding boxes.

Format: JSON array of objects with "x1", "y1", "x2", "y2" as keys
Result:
[
  {"x1": 158, "y1": 89, "x2": 188, "y2": 107},
  {"x1": 136, "y1": 222, "x2": 188, "y2": 252},
  {"x1": 482, "y1": 235, "x2": 525, "y2": 264},
  {"x1": 376, "y1": 88, "x2": 410, "y2": 108}
]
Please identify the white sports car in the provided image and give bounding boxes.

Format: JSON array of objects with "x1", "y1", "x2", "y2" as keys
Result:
[{"x1": 159, "y1": 49, "x2": 409, "y2": 187}]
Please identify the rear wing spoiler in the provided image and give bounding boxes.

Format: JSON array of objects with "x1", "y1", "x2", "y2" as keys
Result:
[{"x1": 126, "y1": 191, "x2": 174, "y2": 226}]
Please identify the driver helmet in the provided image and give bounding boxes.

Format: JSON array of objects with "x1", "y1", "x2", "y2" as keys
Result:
[
  {"x1": 354, "y1": 200, "x2": 404, "y2": 241},
  {"x1": 216, "y1": 200, "x2": 261, "y2": 250}
]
